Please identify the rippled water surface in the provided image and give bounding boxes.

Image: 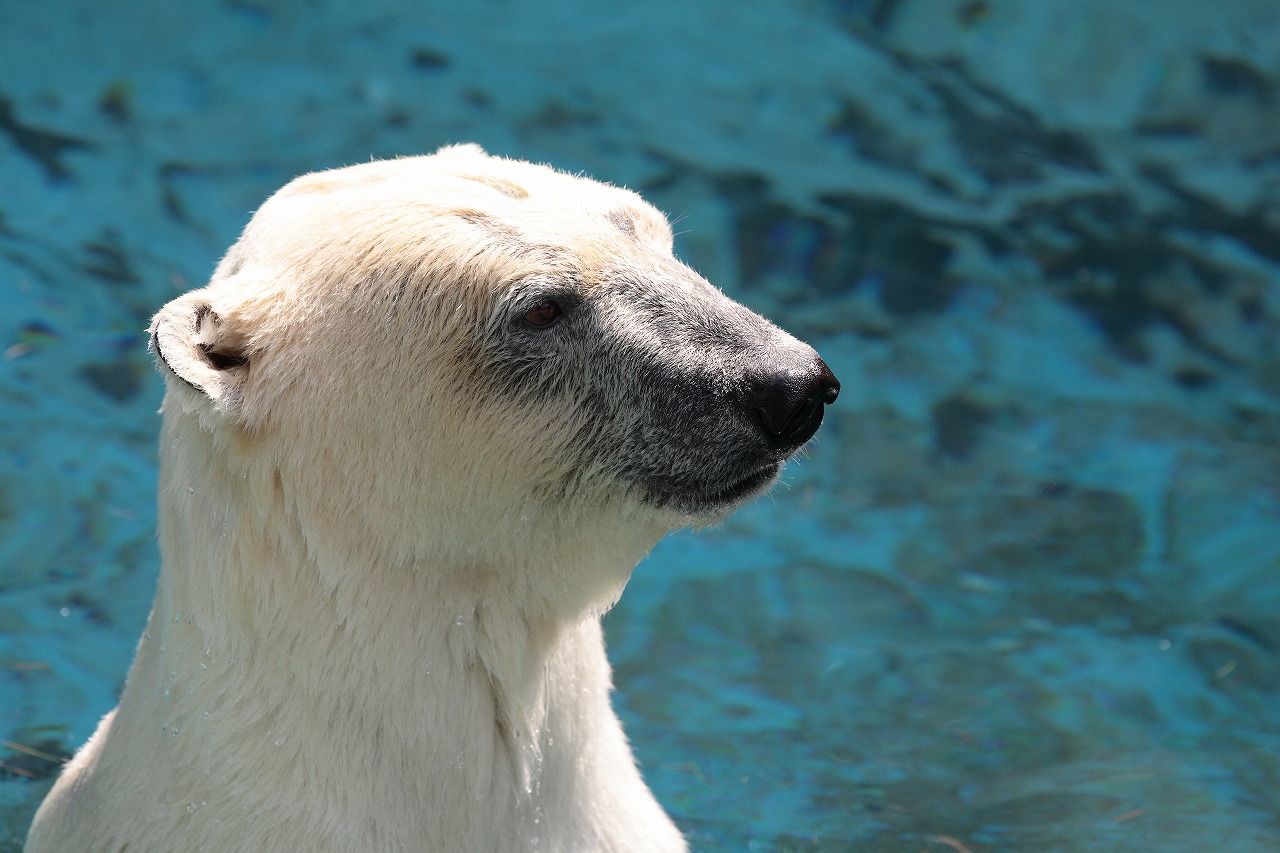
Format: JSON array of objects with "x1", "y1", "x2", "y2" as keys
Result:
[{"x1": 2, "y1": 2, "x2": 1279, "y2": 850}]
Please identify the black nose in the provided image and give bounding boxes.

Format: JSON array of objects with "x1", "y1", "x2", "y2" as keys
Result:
[{"x1": 747, "y1": 359, "x2": 840, "y2": 451}]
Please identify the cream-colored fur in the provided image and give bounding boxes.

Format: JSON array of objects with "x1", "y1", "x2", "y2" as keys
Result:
[{"x1": 27, "y1": 145, "x2": 832, "y2": 852}]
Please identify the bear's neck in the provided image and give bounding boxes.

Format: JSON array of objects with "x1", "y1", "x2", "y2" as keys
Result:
[{"x1": 108, "y1": 453, "x2": 675, "y2": 849}]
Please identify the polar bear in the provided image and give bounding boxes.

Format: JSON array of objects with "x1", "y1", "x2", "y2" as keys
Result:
[{"x1": 26, "y1": 145, "x2": 839, "y2": 852}]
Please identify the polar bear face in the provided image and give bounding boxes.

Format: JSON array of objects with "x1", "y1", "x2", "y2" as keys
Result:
[{"x1": 150, "y1": 145, "x2": 837, "y2": 614}]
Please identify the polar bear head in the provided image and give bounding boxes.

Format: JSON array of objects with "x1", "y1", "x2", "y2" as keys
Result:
[{"x1": 149, "y1": 144, "x2": 838, "y2": 618}]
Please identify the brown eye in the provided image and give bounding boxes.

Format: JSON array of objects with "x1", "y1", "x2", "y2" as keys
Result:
[{"x1": 523, "y1": 299, "x2": 562, "y2": 328}]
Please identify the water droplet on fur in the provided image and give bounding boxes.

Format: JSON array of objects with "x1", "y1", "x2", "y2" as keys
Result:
[
  {"x1": 273, "y1": 737, "x2": 285, "y2": 747},
  {"x1": 187, "y1": 486, "x2": 195, "y2": 494},
  {"x1": 162, "y1": 688, "x2": 171, "y2": 699}
]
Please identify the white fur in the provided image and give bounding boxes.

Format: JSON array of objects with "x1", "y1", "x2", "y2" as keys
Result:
[{"x1": 27, "y1": 146, "x2": 717, "y2": 852}]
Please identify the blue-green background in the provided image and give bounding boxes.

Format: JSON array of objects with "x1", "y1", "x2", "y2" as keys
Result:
[{"x1": 2, "y1": 2, "x2": 1278, "y2": 850}]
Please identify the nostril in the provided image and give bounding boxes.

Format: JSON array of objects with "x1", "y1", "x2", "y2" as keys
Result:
[
  {"x1": 749, "y1": 359, "x2": 840, "y2": 450},
  {"x1": 819, "y1": 363, "x2": 840, "y2": 405},
  {"x1": 776, "y1": 394, "x2": 820, "y2": 439},
  {"x1": 753, "y1": 397, "x2": 796, "y2": 438}
]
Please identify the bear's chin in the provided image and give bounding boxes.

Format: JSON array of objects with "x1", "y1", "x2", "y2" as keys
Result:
[{"x1": 643, "y1": 460, "x2": 782, "y2": 517}]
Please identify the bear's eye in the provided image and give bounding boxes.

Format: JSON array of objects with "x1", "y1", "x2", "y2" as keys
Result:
[{"x1": 523, "y1": 299, "x2": 562, "y2": 328}]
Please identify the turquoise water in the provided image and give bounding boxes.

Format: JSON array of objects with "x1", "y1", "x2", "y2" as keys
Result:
[{"x1": 2, "y1": 1, "x2": 1279, "y2": 850}]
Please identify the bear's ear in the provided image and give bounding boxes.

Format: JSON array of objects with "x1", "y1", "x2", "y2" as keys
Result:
[{"x1": 149, "y1": 296, "x2": 251, "y2": 408}]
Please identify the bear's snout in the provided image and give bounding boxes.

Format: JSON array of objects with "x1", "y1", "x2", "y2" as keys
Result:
[{"x1": 742, "y1": 357, "x2": 840, "y2": 452}]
